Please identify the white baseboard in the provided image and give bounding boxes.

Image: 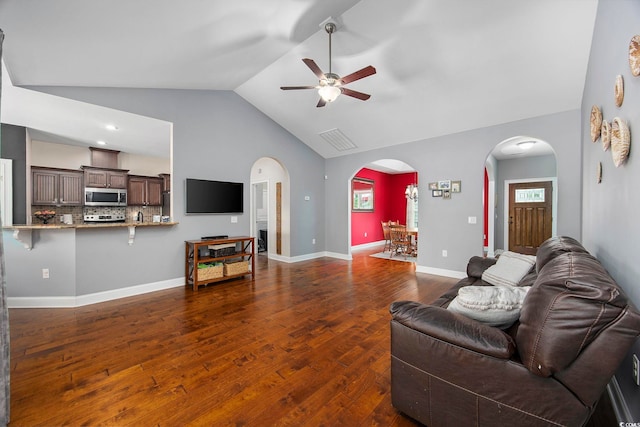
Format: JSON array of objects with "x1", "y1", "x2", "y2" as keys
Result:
[
  {"x1": 415, "y1": 265, "x2": 467, "y2": 279},
  {"x1": 268, "y1": 251, "x2": 352, "y2": 263},
  {"x1": 8, "y1": 277, "x2": 184, "y2": 308},
  {"x1": 351, "y1": 240, "x2": 385, "y2": 251},
  {"x1": 7, "y1": 259, "x2": 464, "y2": 308}
]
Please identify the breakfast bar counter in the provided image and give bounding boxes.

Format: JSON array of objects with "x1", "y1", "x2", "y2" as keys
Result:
[{"x1": 5, "y1": 221, "x2": 178, "y2": 249}]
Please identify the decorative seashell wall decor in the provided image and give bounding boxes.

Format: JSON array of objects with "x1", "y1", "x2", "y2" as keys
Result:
[
  {"x1": 614, "y1": 75, "x2": 624, "y2": 107},
  {"x1": 629, "y1": 35, "x2": 640, "y2": 76},
  {"x1": 601, "y1": 119, "x2": 611, "y2": 151},
  {"x1": 611, "y1": 117, "x2": 630, "y2": 167},
  {"x1": 590, "y1": 105, "x2": 602, "y2": 142}
]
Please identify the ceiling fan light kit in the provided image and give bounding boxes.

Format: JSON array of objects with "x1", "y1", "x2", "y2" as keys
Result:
[
  {"x1": 280, "y1": 21, "x2": 376, "y2": 107},
  {"x1": 517, "y1": 140, "x2": 536, "y2": 150}
]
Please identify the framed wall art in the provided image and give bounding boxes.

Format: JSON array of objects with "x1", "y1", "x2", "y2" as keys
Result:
[
  {"x1": 437, "y1": 180, "x2": 451, "y2": 190},
  {"x1": 352, "y1": 177, "x2": 374, "y2": 212}
]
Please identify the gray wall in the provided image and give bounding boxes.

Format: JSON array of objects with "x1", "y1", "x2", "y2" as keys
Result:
[
  {"x1": 4, "y1": 88, "x2": 326, "y2": 297},
  {"x1": 494, "y1": 154, "x2": 557, "y2": 250},
  {"x1": 0, "y1": 124, "x2": 26, "y2": 224},
  {"x1": 325, "y1": 110, "x2": 582, "y2": 273},
  {"x1": 581, "y1": 0, "x2": 640, "y2": 420}
]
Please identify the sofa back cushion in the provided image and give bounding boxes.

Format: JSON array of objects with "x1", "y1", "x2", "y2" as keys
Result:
[
  {"x1": 516, "y1": 252, "x2": 628, "y2": 377},
  {"x1": 535, "y1": 236, "x2": 589, "y2": 273}
]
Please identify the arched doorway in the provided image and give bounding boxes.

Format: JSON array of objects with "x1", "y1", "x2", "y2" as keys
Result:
[
  {"x1": 250, "y1": 157, "x2": 290, "y2": 259},
  {"x1": 349, "y1": 159, "x2": 418, "y2": 253},
  {"x1": 484, "y1": 136, "x2": 557, "y2": 256}
]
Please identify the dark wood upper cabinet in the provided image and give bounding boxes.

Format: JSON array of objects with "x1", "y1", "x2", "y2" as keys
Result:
[
  {"x1": 32, "y1": 167, "x2": 83, "y2": 206},
  {"x1": 128, "y1": 175, "x2": 163, "y2": 206},
  {"x1": 82, "y1": 166, "x2": 128, "y2": 189},
  {"x1": 159, "y1": 173, "x2": 171, "y2": 192},
  {"x1": 89, "y1": 147, "x2": 120, "y2": 169}
]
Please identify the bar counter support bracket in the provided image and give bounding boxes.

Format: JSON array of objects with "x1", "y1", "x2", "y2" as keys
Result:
[{"x1": 13, "y1": 229, "x2": 33, "y2": 250}]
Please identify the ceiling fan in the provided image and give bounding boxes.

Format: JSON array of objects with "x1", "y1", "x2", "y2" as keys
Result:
[{"x1": 280, "y1": 22, "x2": 376, "y2": 107}]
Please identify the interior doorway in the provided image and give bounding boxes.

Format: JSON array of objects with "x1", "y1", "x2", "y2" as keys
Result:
[
  {"x1": 484, "y1": 136, "x2": 557, "y2": 257},
  {"x1": 250, "y1": 157, "x2": 290, "y2": 258},
  {"x1": 252, "y1": 181, "x2": 268, "y2": 253},
  {"x1": 348, "y1": 159, "x2": 418, "y2": 255}
]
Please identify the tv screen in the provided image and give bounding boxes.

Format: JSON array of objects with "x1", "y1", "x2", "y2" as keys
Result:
[{"x1": 185, "y1": 178, "x2": 243, "y2": 214}]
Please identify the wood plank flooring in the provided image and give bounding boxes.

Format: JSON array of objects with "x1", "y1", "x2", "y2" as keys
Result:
[{"x1": 7, "y1": 248, "x2": 616, "y2": 426}]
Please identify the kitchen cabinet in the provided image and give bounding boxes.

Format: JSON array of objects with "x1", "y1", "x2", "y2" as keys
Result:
[
  {"x1": 82, "y1": 166, "x2": 128, "y2": 189},
  {"x1": 32, "y1": 167, "x2": 83, "y2": 205},
  {"x1": 185, "y1": 237, "x2": 255, "y2": 291},
  {"x1": 128, "y1": 175, "x2": 163, "y2": 206},
  {"x1": 159, "y1": 173, "x2": 171, "y2": 192}
]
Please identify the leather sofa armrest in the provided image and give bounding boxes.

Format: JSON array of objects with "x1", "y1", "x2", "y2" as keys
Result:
[
  {"x1": 390, "y1": 300, "x2": 516, "y2": 359},
  {"x1": 466, "y1": 256, "x2": 497, "y2": 278}
]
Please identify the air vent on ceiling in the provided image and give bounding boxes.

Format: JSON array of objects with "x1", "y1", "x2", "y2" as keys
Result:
[{"x1": 319, "y1": 128, "x2": 357, "y2": 151}]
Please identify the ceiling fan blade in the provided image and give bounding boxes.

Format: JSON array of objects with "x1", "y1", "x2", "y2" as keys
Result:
[
  {"x1": 341, "y1": 87, "x2": 371, "y2": 101},
  {"x1": 280, "y1": 86, "x2": 317, "y2": 90},
  {"x1": 340, "y1": 65, "x2": 376, "y2": 85},
  {"x1": 316, "y1": 98, "x2": 327, "y2": 108},
  {"x1": 302, "y1": 58, "x2": 326, "y2": 80}
]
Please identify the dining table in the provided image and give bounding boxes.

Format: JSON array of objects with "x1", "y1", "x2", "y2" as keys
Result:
[{"x1": 406, "y1": 227, "x2": 418, "y2": 255}]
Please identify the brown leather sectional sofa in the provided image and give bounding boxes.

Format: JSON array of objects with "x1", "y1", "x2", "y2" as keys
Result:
[{"x1": 390, "y1": 236, "x2": 640, "y2": 426}]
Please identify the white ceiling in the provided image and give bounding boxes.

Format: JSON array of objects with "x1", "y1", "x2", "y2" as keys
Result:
[{"x1": 0, "y1": 0, "x2": 597, "y2": 161}]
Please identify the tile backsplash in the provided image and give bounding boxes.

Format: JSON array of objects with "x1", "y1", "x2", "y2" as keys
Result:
[
  {"x1": 32, "y1": 205, "x2": 83, "y2": 224},
  {"x1": 31, "y1": 205, "x2": 163, "y2": 224},
  {"x1": 126, "y1": 206, "x2": 162, "y2": 222}
]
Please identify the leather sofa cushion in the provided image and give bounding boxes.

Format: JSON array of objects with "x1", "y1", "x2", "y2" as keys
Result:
[
  {"x1": 516, "y1": 252, "x2": 628, "y2": 377},
  {"x1": 467, "y1": 256, "x2": 497, "y2": 278},
  {"x1": 535, "y1": 236, "x2": 589, "y2": 273}
]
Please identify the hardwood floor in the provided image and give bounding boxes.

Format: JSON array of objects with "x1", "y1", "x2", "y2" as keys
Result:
[{"x1": 7, "y1": 248, "x2": 616, "y2": 426}]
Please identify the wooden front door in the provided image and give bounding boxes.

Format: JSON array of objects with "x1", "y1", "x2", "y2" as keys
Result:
[{"x1": 508, "y1": 181, "x2": 552, "y2": 255}]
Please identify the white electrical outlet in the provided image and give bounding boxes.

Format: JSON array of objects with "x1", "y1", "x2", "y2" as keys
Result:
[
  {"x1": 442, "y1": 250, "x2": 448, "y2": 257},
  {"x1": 42, "y1": 268, "x2": 50, "y2": 279},
  {"x1": 364, "y1": 232, "x2": 367, "y2": 237},
  {"x1": 230, "y1": 216, "x2": 238, "y2": 223},
  {"x1": 312, "y1": 238, "x2": 316, "y2": 245},
  {"x1": 633, "y1": 354, "x2": 639, "y2": 386}
]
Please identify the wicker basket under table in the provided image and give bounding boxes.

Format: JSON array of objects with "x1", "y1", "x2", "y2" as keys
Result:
[
  {"x1": 224, "y1": 261, "x2": 250, "y2": 276},
  {"x1": 197, "y1": 264, "x2": 224, "y2": 281}
]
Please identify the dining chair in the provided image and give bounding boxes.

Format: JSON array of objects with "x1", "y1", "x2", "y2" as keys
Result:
[
  {"x1": 381, "y1": 221, "x2": 392, "y2": 252},
  {"x1": 389, "y1": 225, "x2": 416, "y2": 259}
]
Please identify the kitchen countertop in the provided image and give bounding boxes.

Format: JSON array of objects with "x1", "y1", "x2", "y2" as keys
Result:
[
  {"x1": 5, "y1": 221, "x2": 178, "y2": 230},
  {"x1": 4, "y1": 221, "x2": 178, "y2": 249}
]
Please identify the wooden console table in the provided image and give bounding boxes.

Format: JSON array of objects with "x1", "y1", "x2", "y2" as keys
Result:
[{"x1": 185, "y1": 236, "x2": 255, "y2": 291}]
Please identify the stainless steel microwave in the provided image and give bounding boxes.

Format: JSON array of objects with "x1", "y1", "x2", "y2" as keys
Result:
[{"x1": 84, "y1": 187, "x2": 127, "y2": 206}]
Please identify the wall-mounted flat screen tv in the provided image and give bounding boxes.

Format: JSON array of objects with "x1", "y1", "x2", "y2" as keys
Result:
[{"x1": 185, "y1": 178, "x2": 243, "y2": 214}]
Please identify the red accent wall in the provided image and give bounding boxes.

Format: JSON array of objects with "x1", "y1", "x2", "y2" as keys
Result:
[{"x1": 351, "y1": 168, "x2": 418, "y2": 246}]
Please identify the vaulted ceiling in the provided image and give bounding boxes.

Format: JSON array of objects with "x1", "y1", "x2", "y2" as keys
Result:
[{"x1": 0, "y1": 0, "x2": 597, "y2": 159}]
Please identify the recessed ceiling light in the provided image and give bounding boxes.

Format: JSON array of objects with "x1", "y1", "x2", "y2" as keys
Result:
[
  {"x1": 97, "y1": 140, "x2": 107, "y2": 145},
  {"x1": 105, "y1": 124, "x2": 118, "y2": 131}
]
